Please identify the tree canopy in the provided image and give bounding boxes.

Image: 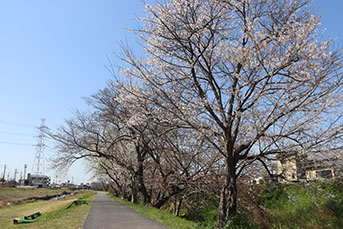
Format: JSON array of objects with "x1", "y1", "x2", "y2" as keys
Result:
[{"x1": 51, "y1": 0, "x2": 343, "y2": 228}]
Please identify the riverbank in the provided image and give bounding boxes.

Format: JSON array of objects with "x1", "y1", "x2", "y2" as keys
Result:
[
  {"x1": 0, "y1": 187, "x2": 71, "y2": 207},
  {"x1": 0, "y1": 190, "x2": 95, "y2": 228}
]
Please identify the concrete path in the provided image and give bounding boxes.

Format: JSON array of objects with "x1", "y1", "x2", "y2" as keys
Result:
[{"x1": 83, "y1": 192, "x2": 167, "y2": 229}]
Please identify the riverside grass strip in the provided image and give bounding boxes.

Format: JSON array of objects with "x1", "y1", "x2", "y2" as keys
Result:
[
  {"x1": 0, "y1": 190, "x2": 95, "y2": 228},
  {"x1": 107, "y1": 193, "x2": 196, "y2": 229}
]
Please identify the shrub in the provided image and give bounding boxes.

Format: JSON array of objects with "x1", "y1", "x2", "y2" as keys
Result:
[
  {"x1": 188, "y1": 202, "x2": 218, "y2": 222},
  {"x1": 258, "y1": 184, "x2": 289, "y2": 210},
  {"x1": 224, "y1": 214, "x2": 258, "y2": 229},
  {"x1": 194, "y1": 221, "x2": 217, "y2": 229},
  {"x1": 325, "y1": 198, "x2": 343, "y2": 228}
]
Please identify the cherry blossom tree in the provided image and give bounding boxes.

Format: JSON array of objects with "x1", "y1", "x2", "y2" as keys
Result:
[
  {"x1": 50, "y1": 82, "x2": 218, "y2": 208},
  {"x1": 91, "y1": 83, "x2": 219, "y2": 207},
  {"x1": 119, "y1": 0, "x2": 343, "y2": 227}
]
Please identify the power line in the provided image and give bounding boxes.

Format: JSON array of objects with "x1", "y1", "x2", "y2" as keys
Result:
[
  {"x1": 0, "y1": 120, "x2": 34, "y2": 128},
  {"x1": 0, "y1": 141, "x2": 34, "y2": 147},
  {"x1": 0, "y1": 131, "x2": 33, "y2": 137}
]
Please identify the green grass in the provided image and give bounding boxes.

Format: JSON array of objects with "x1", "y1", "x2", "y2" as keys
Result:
[
  {"x1": 258, "y1": 179, "x2": 343, "y2": 228},
  {"x1": 107, "y1": 193, "x2": 196, "y2": 229},
  {"x1": 0, "y1": 190, "x2": 95, "y2": 228},
  {"x1": 103, "y1": 179, "x2": 343, "y2": 229}
]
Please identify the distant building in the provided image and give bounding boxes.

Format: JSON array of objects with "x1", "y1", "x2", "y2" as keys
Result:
[
  {"x1": 277, "y1": 152, "x2": 342, "y2": 183},
  {"x1": 26, "y1": 173, "x2": 50, "y2": 188}
]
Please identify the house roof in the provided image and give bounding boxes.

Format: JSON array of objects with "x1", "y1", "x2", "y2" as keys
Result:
[{"x1": 276, "y1": 151, "x2": 298, "y2": 160}]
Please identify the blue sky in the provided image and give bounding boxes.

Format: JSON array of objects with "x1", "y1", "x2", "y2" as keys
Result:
[{"x1": 0, "y1": 0, "x2": 342, "y2": 185}]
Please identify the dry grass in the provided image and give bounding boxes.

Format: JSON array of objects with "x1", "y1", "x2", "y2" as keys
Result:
[
  {"x1": 0, "y1": 190, "x2": 95, "y2": 229},
  {"x1": 0, "y1": 187, "x2": 68, "y2": 207}
]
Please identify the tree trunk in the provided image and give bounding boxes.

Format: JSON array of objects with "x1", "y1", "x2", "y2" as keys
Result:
[
  {"x1": 136, "y1": 146, "x2": 151, "y2": 204},
  {"x1": 218, "y1": 156, "x2": 238, "y2": 228},
  {"x1": 131, "y1": 192, "x2": 138, "y2": 203},
  {"x1": 174, "y1": 195, "x2": 183, "y2": 216},
  {"x1": 153, "y1": 186, "x2": 183, "y2": 209},
  {"x1": 173, "y1": 195, "x2": 177, "y2": 215},
  {"x1": 152, "y1": 196, "x2": 169, "y2": 209},
  {"x1": 131, "y1": 184, "x2": 138, "y2": 203},
  {"x1": 218, "y1": 185, "x2": 228, "y2": 229},
  {"x1": 226, "y1": 176, "x2": 237, "y2": 217}
]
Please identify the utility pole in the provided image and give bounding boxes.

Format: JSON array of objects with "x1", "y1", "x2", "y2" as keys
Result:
[
  {"x1": 13, "y1": 169, "x2": 18, "y2": 182},
  {"x1": 23, "y1": 164, "x2": 27, "y2": 180},
  {"x1": 2, "y1": 164, "x2": 6, "y2": 181}
]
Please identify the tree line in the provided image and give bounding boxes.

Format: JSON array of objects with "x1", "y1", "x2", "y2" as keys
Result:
[{"x1": 50, "y1": 0, "x2": 343, "y2": 228}]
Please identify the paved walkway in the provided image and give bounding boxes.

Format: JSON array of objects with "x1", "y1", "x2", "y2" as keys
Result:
[{"x1": 83, "y1": 192, "x2": 167, "y2": 229}]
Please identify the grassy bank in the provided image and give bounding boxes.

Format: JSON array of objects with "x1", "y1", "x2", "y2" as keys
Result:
[
  {"x1": 0, "y1": 187, "x2": 69, "y2": 207},
  {"x1": 0, "y1": 190, "x2": 95, "y2": 228},
  {"x1": 256, "y1": 179, "x2": 343, "y2": 228},
  {"x1": 107, "y1": 178, "x2": 343, "y2": 229},
  {"x1": 108, "y1": 194, "x2": 196, "y2": 229}
]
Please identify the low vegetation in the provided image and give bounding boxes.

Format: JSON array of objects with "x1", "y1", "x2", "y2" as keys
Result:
[
  {"x1": 109, "y1": 179, "x2": 343, "y2": 229},
  {"x1": 108, "y1": 193, "x2": 196, "y2": 229},
  {"x1": 256, "y1": 179, "x2": 343, "y2": 228},
  {"x1": 0, "y1": 187, "x2": 69, "y2": 207},
  {"x1": 0, "y1": 190, "x2": 95, "y2": 228}
]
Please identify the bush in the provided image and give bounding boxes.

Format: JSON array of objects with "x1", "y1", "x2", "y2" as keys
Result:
[
  {"x1": 325, "y1": 198, "x2": 343, "y2": 228},
  {"x1": 331, "y1": 178, "x2": 343, "y2": 196},
  {"x1": 188, "y1": 202, "x2": 218, "y2": 222},
  {"x1": 224, "y1": 214, "x2": 258, "y2": 229},
  {"x1": 194, "y1": 221, "x2": 217, "y2": 229},
  {"x1": 185, "y1": 196, "x2": 218, "y2": 222},
  {"x1": 194, "y1": 214, "x2": 257, "y2": 229},
  {"x1": 258, "y1": 184, "x2": 289, "y2": 210}
]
